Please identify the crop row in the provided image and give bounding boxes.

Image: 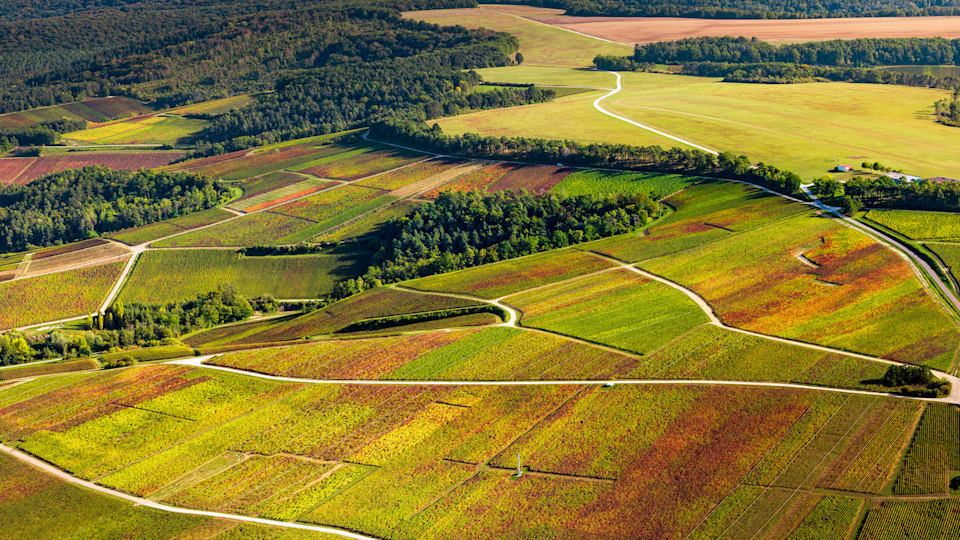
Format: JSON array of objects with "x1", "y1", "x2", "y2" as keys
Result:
[
  {"x1": 893, "y1": 403, "x2": 960, "y2": 494},
  {"x1": 552, "y1": 169, "x2": 698, "y2": 200},
  {"x1": 0, "y1": 261, "x2": 125, "y2": 330},
  {"x1": 860, "y1": 500, "x2": 960, "y2": 539},
  {"x1": 355, "y1": 158, "x2": 458, "y2": 191},
  {"x1": 151, "y1": 212, "x2": 317, "y2": 247},
  {"x1": 299, "y1": 146, "x2": 422, "y2": 180},
  {"x1": 0, "y1": 359, "x2": 99, "y2": 381},
  {"x1": 108, "y1": 207, "x2": 233, "y2": 246},
  {"x1": 0, "y1": 152, "x2": 184, "y2": 185},
  {"x1": 423, "y1": 162, "x2": 513, "y2": 197},
  {"x1": 509, "y1": 267, "x2": 709, "y2": 354},
  {"x1": 404, "y1": 248, "x2": 616, "y2": 299},
  {"x1": 865, "y1": 209, "x2": 960, "y2": 240}
]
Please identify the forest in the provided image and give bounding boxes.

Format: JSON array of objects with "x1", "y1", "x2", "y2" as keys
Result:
[
  {"x1": 482, "y1": 0, "x2": 960, "y2": 18},
  {"x1": 843, "y1": 176, "x2": 960, "y2": 211},
  {"x1": 935, "y1": 87, "x2": 960, "y2": 126},
  {"x1": 0, "y1": 167, "x2": 230, "y2": 252},
  {"x1": 358, "y1": 190, "x2": 661, "y2": 285}
]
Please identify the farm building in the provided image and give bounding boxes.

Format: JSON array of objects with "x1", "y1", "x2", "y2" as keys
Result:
[
  {"x1": 835, "y1": 164, "x2": 853, "y2": 172},
  {"x1": 885, "y1": 172, "x2": 921, "y2": 183}
]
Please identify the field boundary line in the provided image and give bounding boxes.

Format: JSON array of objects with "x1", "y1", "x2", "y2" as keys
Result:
[
  {"x1": 163, "y1": 357, "x2": 958, "y2": 403},
  {"x1": 0, "y1": 444, "x2": 377, "y2": 540}
]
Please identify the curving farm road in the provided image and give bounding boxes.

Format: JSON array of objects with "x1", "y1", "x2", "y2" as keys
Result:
[{"x1": 592, "y1": 71, "x2": 719, "y2": 155}]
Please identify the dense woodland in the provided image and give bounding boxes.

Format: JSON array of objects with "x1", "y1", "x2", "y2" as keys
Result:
[
  {"x1": 935, "y1": 87, "x2": 960, "y2": 126},
  {"x1": 844, "y1": 176, "x2": 960, "y2": 212},
  {"x1": 352, "y1": 190, "x2": 661, "y2": 288},
  {"x1": 0, "y1": 167, "x2": 230, "y2": 252},
  {"x1": 371, "y1": 121, "x2": 802, "y2": 194},
  {"x1": 484, "y1": 0, "x2": 960, "y2": 18}
]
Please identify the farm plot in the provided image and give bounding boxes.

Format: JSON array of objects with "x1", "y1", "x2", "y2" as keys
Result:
[
  {"x1": 486, "y1": 164, "x2": 573, "y2": 194},
  {"x1": 167, "y1": 94, "x2": 256, "y2": 116},
  {"x1": 235, "y1": 178, "x2": 337, "y2": 213},
  {"x1": 509, "y1": 267, "x2": 710, "y2": 354},
  {"x1": 151, "y1": 212, "x2": 318, "y2": 247},
  {"x1": 629, "y1": 324, "x2": 888, "y2": 392},
  {"x1": 64, "y1": 115, "x2": 207, "y2": 145},
  {"x1": 785, "y1": 495, "x2": 864, "y2": 540},
  {"x1": 118, "y1": 249, "x2": 365, "y2": 304},
  {"x1": 0, "y1": 96, "x2": 149, "y2": 130},
  {"x1": 212, "y1": 326, "x2": 638, "y2": 381},
  {"x1": 865, "y1": 209, "x2": 960, "y2": 240},
  {"x1": 928, "y1": 242, "x2": 960, "y2": 285},
  {"x1": 353, "y1": 158, "x2": 460, "y2": 191},
  {"x1": 271, "y1": 185, "x2": 392, "y2": 232},
  {"x1": 641, "y1": 211, "x2": 960, "y2": 368},
  {"x1": 320, "y1": 200, "x2": 423, "y2": 242},
  {"x1": 107, "y1": 207, "x2": 234, "y2": 246},
  {"x1": 0, "y1": 152, "x2": 185, "y2": 185},
  {"x1": 298, "y1": 146, "x2": 424, "y2": 180},
  {"x1": 892, "y1": 403, "x2": 960, "y2": 494},
  {"x1": 860, "y1": 499, "x2": 960, "y2": 539},
  {"x1": 185, "y1": 287, "x2": 484, "y2": 347},
  {"x1": 20, "y1": 241, "x2": 129, "y2": 278},
  {"x1": 404, "y1": 249, "x2": 616, "y2": 299},
  {"x1": 0, "y1": 260, "x2": 125, "y2": 329},
  {"x1": 423, "y1": 162, "x2": 513, "y2": 197},
  {"x1": 0, "y1": 453, "x2": 263, "y2": 540},
  {"x1": 552, "y1": 169, "x2": 698, "y2": 199},
  {"x1": 583, "y1": 180, "x2": 808, "y2": 263}
]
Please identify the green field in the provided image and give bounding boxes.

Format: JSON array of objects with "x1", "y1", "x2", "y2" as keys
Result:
[
  {"x1": 320, "y1": 200, "x2": 423, "y2": 242},
  {"x1": 118, "y1": 249, "x2": 365, "y2": 304},
  {"x1": 65, "y1": 114, "x2": 207, "y2": 145},
  {"x1": 865, "y1": 209, "x2": 960, "y2": 241},
  {"x1": 402, "y1": 7, "x2": 630, "y2": 68},
  {"x1": 553, "y1": 169, "x2": 699, "y2": 199},
  {"x1": 892, "y1": 403, "x2": 960, "y2": 494},
  {"x1": 509, "y1": 268, "x2": 710, "y2": 354},
  {"x1": 929, "y1": 242, "x2": 960, "y2": 285},
  {"x1": 107, "y1": 207, "x2": 235, "y2": 245},
  {"x1": 405, "y1": 249, "x2": 617, "y2": 299},
  {"x1": 151, "y1": 212, "x2": 325, "y2": 247},
  {"x1": 434, "y1": 67, "x2": 960, "y2": 179}
]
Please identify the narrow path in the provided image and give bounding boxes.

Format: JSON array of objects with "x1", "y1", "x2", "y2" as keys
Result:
[
  {"x1": 592, "y1": 72, "x2": 719, "y2": 155},
  {"x1": 166, "y1": 356, "x2": 952, "y2": 403},
  {"x1": 0, "y1": 444, "x2": 376, "y2": 540}
]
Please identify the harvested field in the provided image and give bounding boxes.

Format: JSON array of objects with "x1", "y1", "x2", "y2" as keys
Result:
[
  {"x1": 522, "y1": 8, "x2": 960, "y2": 44},
  {"x1": 108, "y1": 207, "x2": 234, "y2": 246},
  {"x1": 487, "y1": 164, "x2": 573, "y2": 194},
  {"x1": 642, "y1": 211, "x2": 960, "y2": 368},
  {"x1": 118, "y1": 249, "x2": 364, "y2": 304},
  {"x1": 21, "y1": 241, "x2": 129, "y2": 278},
  {"x1": 510, "y1": 267, "x2": 710, "y2": 354},
  {"x1": 405, "y1": 249, "x2": 617, "y2": 299},
  {"x1": 423, "y1": 162, "x2": 513, "y2": 197},
  {"x1": 0, "y1": 152, "x2": 185, "y2": 185},
  {"x1": 0, "y1": 260, "x2": 125, "y2": 329}
]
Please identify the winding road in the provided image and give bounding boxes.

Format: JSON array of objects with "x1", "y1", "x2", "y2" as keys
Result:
[{"x1": 592, "y1": 71, "x2": 718, "y2": 155}]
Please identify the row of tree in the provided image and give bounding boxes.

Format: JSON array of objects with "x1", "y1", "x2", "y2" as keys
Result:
[
  {"x1": 370, "y1": 121, "x2": 802, "y2": 194},
  {"x1": 484, "y1": 0, "x2": 960, "y2": 19},
  {"x1": 0, "y1": 166, "x2": 231, "y2": 252}
]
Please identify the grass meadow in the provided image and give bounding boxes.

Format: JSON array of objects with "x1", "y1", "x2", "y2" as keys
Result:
[{"x1": 434, "y1": 67, "x2": 960, "y2": 179}]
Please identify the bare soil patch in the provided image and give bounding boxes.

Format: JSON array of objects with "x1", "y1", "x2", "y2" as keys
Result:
[{"x1": 520, "y1": 9, "x2": 960, "y2": 44}]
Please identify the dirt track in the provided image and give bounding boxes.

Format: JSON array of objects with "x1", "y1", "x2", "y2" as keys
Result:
[{"x1": 498, "y1": 4, "x2": 960, "y2": 44}]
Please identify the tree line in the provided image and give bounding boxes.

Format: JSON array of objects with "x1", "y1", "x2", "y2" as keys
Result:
[
  {"x1": 935, "y1": 87, "x2": 960, "y2": 126},
  {"x1": 340, "y1": 189, "x2": 661, "y2": 290},
  {"x1": 0, "y1": 166, "x2": 231, "y2": 252},
  {"x1": 371, "y1": 120, "x2": 802, "y2": 194},
  {"x1": 484, "y1": 0, "x2": 960, "y2": 19}
]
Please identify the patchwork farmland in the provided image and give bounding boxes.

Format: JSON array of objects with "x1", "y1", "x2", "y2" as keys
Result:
[{"x1": 1, "y1": 130, "x2": 959, "y2": 539}]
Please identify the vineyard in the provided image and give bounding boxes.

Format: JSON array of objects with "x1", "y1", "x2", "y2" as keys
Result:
[
  {"x1": 0, "y1": 96, "x2": 149, "y2": 130},
  {"x1": 151, "y1": 212, "x2": 320, "y2": 247},
  {"x1": 0, "y1": 261, "x2": 125, "y2": 329},
  {"x1": 642, "y1": 211, "x2": 960, "y2": 368},
  {"x1": 423, "y1": 162, "x2": 513, "y2": 197},
  {"x1": 865, "y1": 209, "x2": 960, "y2": 240},
  {"x1": 119, "y1": 249, "x2": 363, "y2": 303},
  {"x1": 892, "y1": 403, "x2": 960, "y2": 494},
  {"x1": 509, "y1": 268, "x2": 710, "y2": 354},
  {"x1": 859, "y1": 500, "x2": 960, "y2": 539},
  {"x1": 0, "y1": 152, "x2": 185, "y2": 185},
  {"x1": 64, "y1": 115, "x2": 207, "y2": 145},
  {"x1": 298, "y1": 147, "x2": 423, "y2": 180},
  {"x1": 553, "y1": 169, "x2": 698, "y2": 199},
  {"x1": 107, "y1": 207, "x2": 234, "y2": 246},
  {"x1": 405, "y1": 248, "x2": 616, "y2": 299}
]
